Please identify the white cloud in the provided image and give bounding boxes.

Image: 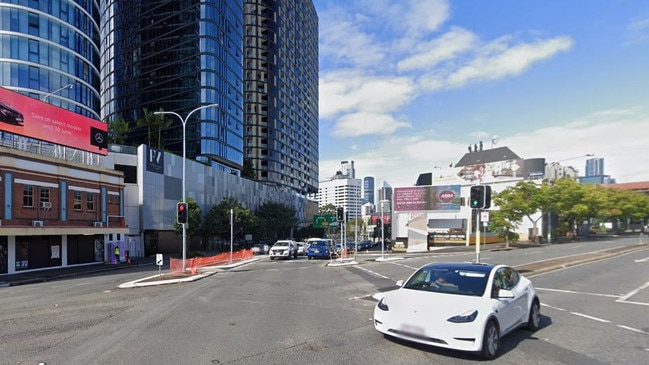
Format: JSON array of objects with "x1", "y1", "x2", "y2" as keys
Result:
[
  {"x1": 320, "y1": 108, "x2": 649, "y2": 187},
  {"x1": 332, "y1": 112, "x2": 411, "y2": 137},
  {"x1": 397, "y1": 27, "x2": 476, "y2": 71},
  {"x1": 319, "y1": 73, "x2": 416, "y2": 120},
  {"x1": 446, "y1": 37, "x2": 573, "y2": 87}
]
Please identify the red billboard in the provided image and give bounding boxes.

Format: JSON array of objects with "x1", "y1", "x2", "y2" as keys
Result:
[{"x1": 0, "y1": 87, "x2": 108, "y2": 155}]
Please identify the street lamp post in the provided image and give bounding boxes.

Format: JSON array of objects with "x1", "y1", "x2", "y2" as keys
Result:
[
  {"x1": 43, "y1": 83, "x2": 72, "y2": 101},
  {"x1": 380, "y1": 203, "x2": 385, "y2": 260},
  {"x1": 155, "y1": 104, "x2": 219, "y2": 272}
]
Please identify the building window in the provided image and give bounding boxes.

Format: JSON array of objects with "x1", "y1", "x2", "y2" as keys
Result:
[
  {"x1": 86, "y1": 193, "x2": 94, "y2": 211},
  {"x1": 74, "y1": 191, "x2": 82, "y2": 211},
  {"x1": 23, "y1": 185, "x2": 34, "y2": 207},
  {"x1": 39, "y1": 188, "x2": 50, "y2": 208}
]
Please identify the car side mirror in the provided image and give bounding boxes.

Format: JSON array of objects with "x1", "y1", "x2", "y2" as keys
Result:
[{"x1": 497, "y1": 289, "x2": 515, "y2": 298}]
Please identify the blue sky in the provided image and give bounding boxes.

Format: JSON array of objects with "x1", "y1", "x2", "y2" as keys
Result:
[{"x1": 314, "y1": 0, "x2": 649, "y2": 188}]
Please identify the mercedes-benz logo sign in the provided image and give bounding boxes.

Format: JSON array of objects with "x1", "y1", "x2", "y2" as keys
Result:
[{"x1": 94, "y1": 132, "x2": 104, "y2": 144}]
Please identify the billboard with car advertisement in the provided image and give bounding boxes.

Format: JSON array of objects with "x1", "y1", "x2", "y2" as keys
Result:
[
  {"x1": 0, "y1": 87, "x2": 107, "y2": 155},
  {"x1": 394, "y1": 185, "x2": 462, "y2": 212}
]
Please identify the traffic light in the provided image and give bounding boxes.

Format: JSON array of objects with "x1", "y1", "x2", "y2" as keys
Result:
[
  {"x1": 469, "y1": 185, "x2": 491, "y2": 209},
  {"x1": 177, "y1": 202, "x2": 188, "y2": 224},
  {"x1": 336, "y1": 207, "x2": 344, "y2": 221}
]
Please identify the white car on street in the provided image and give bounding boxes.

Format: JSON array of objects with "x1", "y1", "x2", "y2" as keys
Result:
[
  {"x1": 268, "y1": 240, "x2": 298, "y2": 260},
  {"x1": 373, "y1": 262, "x2": 540, "y2": 359}
]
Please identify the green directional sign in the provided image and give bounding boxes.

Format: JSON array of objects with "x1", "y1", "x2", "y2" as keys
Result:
[{"x1": 313, "y1": 214, "x2": 338, "y2": 228}]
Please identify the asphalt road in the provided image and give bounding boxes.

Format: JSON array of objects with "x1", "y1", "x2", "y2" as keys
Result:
[{"x1": 1, "y1": 236, "x2": 647, "y2": 365}]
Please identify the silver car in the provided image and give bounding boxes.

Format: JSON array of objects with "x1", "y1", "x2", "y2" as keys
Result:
[{"x1": 269, "y1": 240, "x2": 297, "y2": 260}]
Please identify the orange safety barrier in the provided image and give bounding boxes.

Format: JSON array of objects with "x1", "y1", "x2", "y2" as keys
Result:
[{"x1": 169, "y1": 249, "x2": 254, "y2": 274}]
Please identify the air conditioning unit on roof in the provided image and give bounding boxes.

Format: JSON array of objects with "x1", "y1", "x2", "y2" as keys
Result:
[
  {"x1": 32, "y1": 220, "x2": 44, "y2": 227},
  {"x1": 93, "y1": 221, "x2": 103, "y2": 227}
]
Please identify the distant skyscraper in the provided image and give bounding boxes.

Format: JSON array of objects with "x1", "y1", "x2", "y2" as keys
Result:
[
  {"x1": 585, "y1": 158, "x2": 605, "y2": 177},
  {"x1": 316, "y1": 176, "x2": 362, "y2": 219},
  {"x1": 243, "y1": 0, "x2": 319, "y2": 194},
  {"x1": 363, "y1": 176, "x2": 375, "y2": 204},
  {"x1": 0, "y1": 1, "x2": 101, "y2": 119},
  {"x1": 101, "y1": 0, "x2": 244, "y2": 173},
  {"x1": 378, "y1": 181, "x2": 392, "y2": 203}
]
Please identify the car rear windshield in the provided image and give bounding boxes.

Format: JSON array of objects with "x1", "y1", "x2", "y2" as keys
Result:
[{"x1": 309, "y1": 240, "x2": 327, "y2": 246}]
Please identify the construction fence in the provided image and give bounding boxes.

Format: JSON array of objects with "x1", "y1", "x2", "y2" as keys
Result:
[{"x1": 169, "y1": 249, "x2": 254, "y2": 275}]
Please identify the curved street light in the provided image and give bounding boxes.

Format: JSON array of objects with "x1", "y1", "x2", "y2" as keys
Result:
[
  {"x1": 43, "y1": 83, "x2": 73, "y2": 101},
  {"x1": 155, "y1": 103, "x2": 219, "y2": 272}
]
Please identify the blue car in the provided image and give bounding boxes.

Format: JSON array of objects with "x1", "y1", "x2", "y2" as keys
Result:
[{"x1": 306, "y1": 239, "x2": 333, "y2": 259}]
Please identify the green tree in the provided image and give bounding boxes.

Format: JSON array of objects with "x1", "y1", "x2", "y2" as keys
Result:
[
  {"x1": 106, "y1": 114, "x2": 131, "y2": 145},
  {"x1": 136, "y1": 108, "x2": 172, "y2": 149},
  {"x1": 202, "y1": 197, "x2": 257, "y2": 248},
  {"x1": 492, "y1": 181, "x2": 543, "y2": 240},
  {"x1": 255, "y1": 202, "x2": 298, "y2": 241}
]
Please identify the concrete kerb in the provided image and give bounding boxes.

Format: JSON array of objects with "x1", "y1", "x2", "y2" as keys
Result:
[{"x1": 117, "y1": 257, "x2": 261, "y2": 288}]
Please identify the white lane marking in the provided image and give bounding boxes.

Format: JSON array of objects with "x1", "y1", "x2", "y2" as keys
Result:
[
  {"x1": 617, "y1": 325, "x2": 649, "y2": 335},
  {"x1": 387, "y1": 261, "x2": 418, "y2": 270},
  {"x1": 354, "y1": 265, "x2": 391, "y2": 280},
  {"x1": 570, "y1": 312, "x2": 611, "y2": 323},
  {"x1": 617, "y1": 281, "x2": 649, "y2": 303},
  {"x1": 540, "y1": 303, "x2": 567, "y2": 311},
  {"x1": 536, "y1": 287, "x2": 621, "y2": 299},
  {"x1": 634, "y1": 257, "x2": 649, "y2": 263}
]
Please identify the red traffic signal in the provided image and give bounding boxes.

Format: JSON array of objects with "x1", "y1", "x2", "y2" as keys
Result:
[{"x1": 176, "y1": 202, "x2": 188, "y2": 224}]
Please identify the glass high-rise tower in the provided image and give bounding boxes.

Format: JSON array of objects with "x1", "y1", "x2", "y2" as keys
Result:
[
  {"x1": 0, "y1": 0, "x2": 101, "y2": 119},
  {"x1": 100, "y1": 0, "x2": 244, "y2": 172},
  {"x1": 243, "y1": 0, "x2": 319, "y2": 194}
]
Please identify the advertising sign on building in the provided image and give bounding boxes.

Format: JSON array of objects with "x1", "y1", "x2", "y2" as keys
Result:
[
  {"x1": 394, "y1": 185, "x2": 462, "y2": 212},
  {"x1": 0, "y1": 87, "x2": 108, "y2": 155}
]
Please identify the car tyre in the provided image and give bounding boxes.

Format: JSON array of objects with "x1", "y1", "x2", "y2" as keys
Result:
[
  {"x1": 270, "y1": 257, "x2": 274, "y2": 260},
  {"x1": 481, "y1": 320, "x2": 499, "y2": 360},
  {"x1": 526, "y1": 299, "x2": 541, "y2": 331}
]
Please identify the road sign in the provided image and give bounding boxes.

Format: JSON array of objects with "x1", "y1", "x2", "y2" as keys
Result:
[
  {"x1": 313, "y1": 214, "x2": 337, "y2": 228},
  {"x1": 156, "y1": 254, "x2": 163, "y2": 266}
]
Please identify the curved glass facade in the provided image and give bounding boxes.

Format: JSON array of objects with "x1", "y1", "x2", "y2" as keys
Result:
[
  {"x1": 101, "y1": 0, "x2": 244, "y2": 171},
  {"x1": 244, "y1": 0, "x2": 319, "y2": 194},
  {"x1": 0, "y1": 0, "x2": 101, "y2": 119}
]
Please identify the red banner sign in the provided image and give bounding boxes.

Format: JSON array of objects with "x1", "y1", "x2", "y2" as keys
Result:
[{"x1": 0, "y1": 87, "x2": 107, "y2": 155}]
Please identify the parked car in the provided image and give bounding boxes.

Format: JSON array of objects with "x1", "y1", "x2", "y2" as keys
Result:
[
  {"x1": 269, "y1": 240, "x2": 297, "y2": 260},
  {"x1": 251, "y1": 243, "x2": 269, "y2": 255},
  {"x1": 306, "y1": 238, "x2": 333, "y2": 259},
  {"x1": 374, "y1": 262, "x2": 540, "y2": 360},
  {"x1": 296, "y1": 242, "x2": 306, "y2": 256}
]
